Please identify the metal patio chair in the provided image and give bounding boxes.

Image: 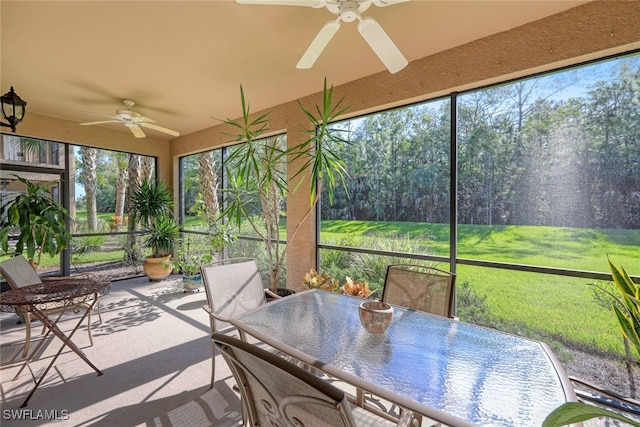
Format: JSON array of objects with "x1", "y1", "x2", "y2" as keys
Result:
[
  {"x1": 0, "y1": 254, "x2": 101, "y2": 358},
  {"x1": 201, "y1": 257, "x2": 279, "y2": 389},
  {"x1": 382, "y1": 264, "x2": 456, "y2": 318},
  {"x1": 213, "y1": 333, "x2": 416, "y2": 427}
]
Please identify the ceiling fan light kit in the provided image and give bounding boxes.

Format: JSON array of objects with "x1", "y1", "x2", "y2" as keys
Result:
[
  {"x1": 79, "y1": 99, "x2": 179, "y2": 139},
  {"x1": 237, "y1": 0, "x2": 409, "y2": 73}
]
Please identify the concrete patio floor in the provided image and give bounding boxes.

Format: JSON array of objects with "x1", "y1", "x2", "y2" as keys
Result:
[{"x1": 0, "y1": 275, "x2": 243, "y2": 427}]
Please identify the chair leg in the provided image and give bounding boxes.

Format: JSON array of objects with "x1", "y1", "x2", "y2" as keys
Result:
[
  {"x1": 86, "y1": 306, "x2": 93, "y2": 346},
  {"x1": 210, "y1": 340, "x2": 216, "y2": 389},
  {"x1": 95, "y1": 299, "x2": 102, "y2": 324},
  {"x1": 22, "y1": 315, "x2": 32, "y2": 358}
]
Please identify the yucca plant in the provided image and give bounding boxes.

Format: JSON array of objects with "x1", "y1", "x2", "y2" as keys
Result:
[
  {"x1": 127, "y1": 177, "x2": 179, "y2": 258},
  {"x1": 126, "y1": 177, "x2": 178, "y2": 280},
  {"x1": 219, "y1": 78, "x2": 350, "y2": 292},
  {"x1": 127, "y1": 177, "x2": 174, "y2": 229},
  {"x1": 143, "y1": 216, "x2": 180, "y2": 258},
  {"x1": 608, "y1": 258, "x2": 640, "y2": 356},
  {"x1": 543, "y1": 401, "x2": 640, "y2": 427}
]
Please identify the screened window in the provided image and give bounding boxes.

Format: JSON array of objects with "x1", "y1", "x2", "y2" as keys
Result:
[
  {"x1": 457, "y1": 54, "x2": 640, "y2": 273},
  {"x1": 319, "y1": 99, "x2": 451, "y2": 293},
  {"x1": 179, "y1": 133, "x2": 288, "y2": 288},
  {"x1": 316, "y1": 52, "x2": 640, "y2": 394}
]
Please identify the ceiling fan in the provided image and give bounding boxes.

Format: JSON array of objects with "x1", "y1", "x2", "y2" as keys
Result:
[
  {"x1": 79, "y1": 99, "x2": 180, "y2": 138},
  {"x1": 237, "y1": 0, "x2": 409, "y2": 73}
]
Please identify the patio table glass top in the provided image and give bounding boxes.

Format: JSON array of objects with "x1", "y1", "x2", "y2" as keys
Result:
[{"x1": 231, "y1": 289, "x2": 576, "y2": 426}]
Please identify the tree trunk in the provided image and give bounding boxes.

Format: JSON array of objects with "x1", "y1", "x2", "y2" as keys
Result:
[
  {"x1": 114, "y1": 152, "x2": 128, "y2": 230},
  {"x1": 141, "y1": 156, "x2": 154, "y2": 182},
  {"x1": 79, "y1": 146, "x2": 98, "y2": 231},
  {"x1": 124, "y1": 154, "x2": 142, "y2": 265},
  {"x1": 68, "y1": 146, "x2": 77, "y2": 232},
  {"x1": 197, "y1": 151, "x2": 220, "y2": 226}
]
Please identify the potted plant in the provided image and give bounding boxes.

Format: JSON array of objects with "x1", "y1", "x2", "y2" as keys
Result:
[
  {"x1": 303, "y1": 269, "x2": 376, "y2": 298},
  {"x1": 175, "y1": 226, "x2": 236, "y2": 292},
  {"x1": 220, "y1": 79, "x2": 350, "y2": 293},
  {"x1": 127, "y1": 177, "x2": 179, "y2": 281},
  {"x1": 0, "y1": 175, "x2": 71, "y2": 270},
  {"x1": 175, "y1": 246, "x2": 209, "y2": 292}
]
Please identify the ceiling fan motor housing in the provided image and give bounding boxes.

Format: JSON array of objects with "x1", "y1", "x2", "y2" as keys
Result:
[
  {"x1": 329, "y1": 0, "x2": 371, "y2": 22},
  {"x1": 116, "y1": 109, "x2": 138, "y2": 120},
  {"x1": 341, "y1": 1, "x2": 359, "y2": 22}
]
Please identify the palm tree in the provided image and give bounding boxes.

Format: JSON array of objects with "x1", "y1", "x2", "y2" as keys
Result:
[
  {"x1": 78, "y1": 146, "x2": 98, "y2": 231},
  {"x1": 198, "y1": 151, "x2": 220, "y2": 225},
  {"x1": 113, "y1": 152, "x2": 129, "y2": 230},
  {"x1": 124, "y1": 154, "x2": 142, "y2": 264}
]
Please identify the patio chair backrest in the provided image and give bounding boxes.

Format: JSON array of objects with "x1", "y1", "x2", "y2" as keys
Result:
[
  {"x1": 382, "y1": 264, "x2": 455, "y2": 318},
  {"x1": 201, "y1": 258, "x2": 266, "y2": 333},
  {"x1": 0, "y1": 254, "x2": 43, "y2": 289},
  {"x1": 213, "y1": 333, "x2": 358, "y2": 427}
]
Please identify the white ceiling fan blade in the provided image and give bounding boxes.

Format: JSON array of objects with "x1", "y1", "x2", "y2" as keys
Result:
[
  {"x1": 127, "y1": 124, "x2": 146, "y2": 138},
  {"x1": 372, "y1": 0, "x2": 410, "y2": 6},
  {"x1": 236, "y1": 0, "x2": 326, "y2": 7},
  {"x1": 297, "y1": 20, "x2": 341, "y2": 69},
  {"x1": 357, "y1": 16, "x2": 408, "y2": 74},
  {"x1": 139, "y1": 122, "x2": 180, "y2": 137},
  {"x1": 80, "y1": 120, "x2": 120, "y2": 126}
]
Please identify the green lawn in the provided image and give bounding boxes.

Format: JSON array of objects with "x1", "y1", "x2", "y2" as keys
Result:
[{"x1": 320, "y1": 220, "x2": 640, "y2": 358}]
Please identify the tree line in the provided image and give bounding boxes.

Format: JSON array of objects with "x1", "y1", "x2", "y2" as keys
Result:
[{"x1": 321, "y1": 55, "x2": 640, "y2": 230}]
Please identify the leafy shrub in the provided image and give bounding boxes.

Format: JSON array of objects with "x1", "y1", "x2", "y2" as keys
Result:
[{"x1": 71, "y1": 236, "x2": 106, "y2": 255}]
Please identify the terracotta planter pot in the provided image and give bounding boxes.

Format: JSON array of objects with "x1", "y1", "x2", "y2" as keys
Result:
[{"x1": 143, "y1": 255, "x2": 173, "y2": 281}]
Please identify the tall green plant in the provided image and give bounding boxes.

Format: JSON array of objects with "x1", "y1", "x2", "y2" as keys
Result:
[
  {"x1": 127, "y1": 177, "x2": 178, "y2": 258},
  {"x1": 143, "y1": 216, "x2": 180, "y2": 258},
  {"x1": 127, "y1": 177, "x2": 174, "y2": 227},
  {"x1": 293, "y1": 78, "x2": 351, "y2": 207},
  {"x1": 219, "y1": 79, "x2": 350, "y2": 291},
  {"x1": 0, "y1": 175, "x2": 71, "y2": 268},
  {"x1": 543, "y1": 401, "x2": 640, "y2": 427}
]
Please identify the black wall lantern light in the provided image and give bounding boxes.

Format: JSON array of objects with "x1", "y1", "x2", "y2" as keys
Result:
[{"x1": 1, "y1": 87, "x2": 27, "y2": 133}]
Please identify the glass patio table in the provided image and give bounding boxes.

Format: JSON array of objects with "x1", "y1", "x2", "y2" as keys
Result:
[{"x1": 229, "y1": 289, "x2": 577, "y2": 427}]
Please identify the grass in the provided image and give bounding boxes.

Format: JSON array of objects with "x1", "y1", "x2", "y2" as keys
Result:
[
  {"x1": 322, "y1": 220, "x2": 640, "y2": 272},
  {"x1": 320, "y1": 220, "x2": 640, "y2": 358}
]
